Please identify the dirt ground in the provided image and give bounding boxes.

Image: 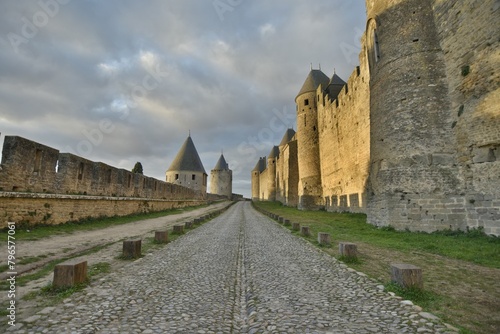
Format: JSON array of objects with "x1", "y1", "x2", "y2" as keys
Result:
[
  {"x1": 321, "y1": 241, "x2": 500, "y2": 334},
  {"x1": 0, "y1": 201, "x2": 232, "y2": 319}
]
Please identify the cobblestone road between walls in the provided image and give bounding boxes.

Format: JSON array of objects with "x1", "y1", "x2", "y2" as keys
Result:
[{"x1": 10, "y1": 202, "x2": 455, "y2": 334}]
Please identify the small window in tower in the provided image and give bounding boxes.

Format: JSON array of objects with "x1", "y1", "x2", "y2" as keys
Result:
[
  {"x1": 192, "y1": 174, "x2": 196, "y2": 180},
  {"x1": 304, "y1": 99, "x2": 309, "y2": 106},
  {"x1": 175, "y1": 174, "x2": 179, "y2": 180}
]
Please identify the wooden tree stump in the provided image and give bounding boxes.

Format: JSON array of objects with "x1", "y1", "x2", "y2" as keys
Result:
[
  {"x1": 53, "y1": 260, "x2": 87, "y2": 288},
  {"x1": 185, "y1": 221, "x2": 193, "y2": 229},
  {"x1": 123, "y1": 239, "x2": 141, "y2": 259},
  {"x1": 391, "y1": 263, "x2": 423, "y2": 289},
  {"x1": 284, "y1": 219, "x2": 291, "y2": 226},
  {"x1": 339, "y1": 242, "x2": 358, "y2": 259},
  {"x1": 317, "y1": 232, "x2": 331, "y2": 246},
  {"x1": 154, "y1": 230, "x2": 169, "y2": 243},
  {"x1": 173, "y1": 224, "x2": 185, "y2": 234},
  {"x1": 278, "y1": 217, "x2": 284, "y2": 224},
  {"x1": 194, "y1": 218, "x2": 201, "y2": 224},
  {"x1": 300, "y1": 226, "x2": 311, "y2": 236},
  {"x1": 292, "y1": 222, "x2": 300, "y2": 231}
]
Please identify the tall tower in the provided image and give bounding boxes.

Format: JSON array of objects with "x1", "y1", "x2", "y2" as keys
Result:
[
  {"x1": 251, "y1": 157, "x2": 266, "y2": 201},
  {"x1": 267, "y1": 146, "x2": 280, "y2": 201},
  {"x1": 365, "y1": 0, "x2": 459, "y2": 229},
  {"x1": 295, "y1": 68, "x2": 329, "y2": 210},
  {"x1": 166, "y1": 135, "x2": 207, "y2": 194},
  {"x1": 210, "y1": 153, "x2": 232, "y2": 199}
]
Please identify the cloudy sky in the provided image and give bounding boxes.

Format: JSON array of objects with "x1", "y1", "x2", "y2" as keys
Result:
[{"x1": 0, "y1": 0, "x2": 366, "y2": 198}]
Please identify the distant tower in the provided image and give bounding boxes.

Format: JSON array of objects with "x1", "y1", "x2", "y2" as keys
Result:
[
  {"x1": 251, "y1": 157, "x2": 266, "y2": 201},
  {"x1": 210, "y1": 153, "x2": 232, "y2": 199},
  {"x1": 267, "y1": 146, "x2": 280, "y2": 201},
  {"x1": 166, "y1": 134, "x2": 207, "y2": 194},
  {"x1": 295, "y1": 68, "x2": 330, "y2": 210}
]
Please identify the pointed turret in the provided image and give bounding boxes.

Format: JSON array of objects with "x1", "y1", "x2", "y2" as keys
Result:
[
  {"x1": 279, "y1": 128, "x2": 296, "y2": 147},
  {"x1": 166, "y1": 135, "x2": 207, "y2": 194},
  {"x1": 213, "y1": 154, "x2": 229, "y2": 170},
  {"x1": 210, "y1": 153, "x2": 232, "y2": 198},
  {"x1": 296, "y1": 68, "x2": 325, "y2": 210},
  {"x1": 296, "y1": 69, "x2": 330, "y2": 100},
  {"x1": 325, "y1": 71, "x2": 346, "y2": 100},
  {"x1": 251, "y1": 157, "x2": 267, "y2": 201}
]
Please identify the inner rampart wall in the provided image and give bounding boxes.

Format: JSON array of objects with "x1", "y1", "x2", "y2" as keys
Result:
[
  {"x1": 0, "y1": 136, "x2": 211, "y2": 228},
  {"x1": 317, "y1": 45, "x2": 371, "y2": 214},
  {"x1": 0, "y1": 136, "x2": 202, "y2": 200}
]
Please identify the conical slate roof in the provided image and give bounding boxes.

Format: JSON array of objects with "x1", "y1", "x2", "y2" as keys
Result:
[
  {"x1": 279, "y1": 128, "x2": 296, "y2": 146},
  {"x1": 328, "y1": 73, "x2": 346, "y2": 86},
  {"x1": 268, "y1": 146, "x2": 280, "y2": 159},
  {"x1": 296, "y1": 69, "x2": 330, "y2": 98},
  {"x1": 213, "y1": 154, "x2": 229, "y2": 170},
  {"x1": 167, "y1": 136, "x2": 206, "y2": 173},
  {"x1": 326, "y1": 72, "x2": 347, "y2": 100},
  {"x1": 252, "y1": 157, "x2": 266, "y2": 173}
]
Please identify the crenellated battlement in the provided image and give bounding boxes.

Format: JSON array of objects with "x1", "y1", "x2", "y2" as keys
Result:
[
  {"x1": 252, "y1": 0, "x2": 499, "y2": 235},
  {"x1": 0, "y1": 136, "x2": 202, "y2": 200}
]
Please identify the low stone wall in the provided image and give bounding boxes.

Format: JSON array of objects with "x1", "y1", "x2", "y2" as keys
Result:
[{"x1": 0, "y1": 192, "x2": 208, "y2": 229}]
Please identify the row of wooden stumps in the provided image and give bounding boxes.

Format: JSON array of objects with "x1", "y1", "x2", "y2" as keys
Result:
[
  {"x1": 52, "y1": 208, "x2": 228, "y2": 288},
  {"x1": 254, "y1": 205, "x2": 423, "y2": 290}
]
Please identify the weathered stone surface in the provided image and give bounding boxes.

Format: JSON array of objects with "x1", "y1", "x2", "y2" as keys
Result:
[
  {"x1": 250, "y1": 0, "x2": 500, "y2": 236},
  {"x1": 18, "y1": 202, "x2": 450, "y2": 333}
]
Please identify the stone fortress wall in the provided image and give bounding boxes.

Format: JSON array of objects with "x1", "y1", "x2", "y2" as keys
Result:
[
  {"x1": 0, "y1": 136, "x2": 211, "y2": 228},
  {"x1": 253, "y1": 0, "x2": 499, "y2": 235}
]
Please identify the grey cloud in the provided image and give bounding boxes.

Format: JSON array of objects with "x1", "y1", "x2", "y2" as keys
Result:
[{"x1": 0, "y1": 0, "x2": 366, "y2": 198}]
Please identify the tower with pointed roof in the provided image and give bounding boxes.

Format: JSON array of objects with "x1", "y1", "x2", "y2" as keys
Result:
[
  {"x1": 266, "y1": 145, "x2": 280, "y2": 201},
  {"x1": 166, "y1": 135, "x2": 207, "y2": 194},
  {"x1": 251, "y1": 157, "x2": 266, "y2": 201},
  {"x1": 295, "y1": 68, "x2": 329, "y2": 210},
  {"x1": 210, "y1": 153, "x2": 232, "y2": 199},
  {"x1": 276, "y1": 128, "x2": 299, "y2": 206}
]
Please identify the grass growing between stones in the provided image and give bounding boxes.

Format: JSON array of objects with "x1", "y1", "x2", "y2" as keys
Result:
[
  {"x1": 253, "y1": 201, "x2": 500, "y2": 334},
  {"x1": 2, "y1": 204, "x2": 210, "y2": 241}
]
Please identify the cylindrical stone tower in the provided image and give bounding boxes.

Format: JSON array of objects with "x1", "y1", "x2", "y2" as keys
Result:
[
  {"x1": 267, "y1": 146, "x2": 279, "y2": 201},
  {"x1": 295, "y1": 69, "x2": 330, "y2": 210},
  {"x1": 251, "y1": 157, "x2": 266, "y2": 201},
  {"x1": 366, "y1": 0, "x2": 460, "y2": 229},
  {"x1": 210, "y1": 153, "x2": 232, "y2": 199}
]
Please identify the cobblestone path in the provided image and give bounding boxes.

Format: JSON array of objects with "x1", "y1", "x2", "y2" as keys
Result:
[{"x1": 12, "y1": 202, "x2": 454, "y2": 333}]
